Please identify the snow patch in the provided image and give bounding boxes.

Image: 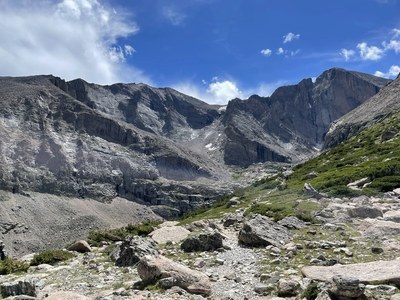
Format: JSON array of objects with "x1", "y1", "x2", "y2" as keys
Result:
[
  {"x1": 218, "y1": 106, "x2": 227, "y2": 112},
  {"x1": 205, "y1": 143, "x2": 217, "y2": 151}
]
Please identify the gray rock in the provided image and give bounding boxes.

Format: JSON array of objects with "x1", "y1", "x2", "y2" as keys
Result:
[
  {"x1": 329, "y1": 275, "x2": 365, "y2": 298},
  {"x1": 278, "y1": 216, "x2": 307, "y2": 230},
  {"x1": 110, "y1": 236, "x2": 158, "y2": 267},
  {"x1": 277, "y1": 278, "x2": 300, "y2": 297},
  {"x1": 302, "y1": 259, "x2": 400, "y2": 285},
  {"x1": 254, "y1": 283, "x2": 273, "y2": 295},
  {"x1": 180, "y1": 230, "x2": 224, "y2": 252},
  {"x1": 67, "y1": 240, "x2": 92, "y2": 253},
  {"x1": 304, "y1": 183, "x2": 327, "y2": 199},
  {"x1": 0, "y1": 278, "x2": 37, "y2": 298},
  {"x1": 137, "y1": 255, "x2": 211, "y2": 296},
  {"x1": 238, "y1": 214, "x2": 292, "y2": 247},
  {"x1": 159, "y1": 277, "x2": 178, "y2": 289},
  {"x1": 348, "y1": 206, "x2": 383, "y2": 219},
  {"x1": 223, "y1": 214, "x2": 243, "y2": 228}
]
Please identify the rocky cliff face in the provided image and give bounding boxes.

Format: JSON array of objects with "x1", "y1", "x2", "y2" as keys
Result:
[
  {"x1": 220, "y1": 68, "x2": 389, "y2": 166},
  {"x1": 324, "y1": 74, "x2": 399, "y2": 148}
]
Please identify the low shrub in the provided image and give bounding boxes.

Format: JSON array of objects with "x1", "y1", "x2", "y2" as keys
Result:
[
  {"x1": 87, "y1": 220, "x2": 161, "y2": 246},
  {"x1": 30, "y1": 250, "x2": 75, "y2": 266},
  {"x1": 0, "y1": 258, "x2": 29, "y2": 275}
]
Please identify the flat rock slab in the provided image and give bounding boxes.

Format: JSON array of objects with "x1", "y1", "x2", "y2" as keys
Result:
[
  {"x1": 302, "y1": 259, "x2": 400, "y2": 285},
  {"x1": 149, "y1": 225, "x2": 190, "y2": 244}
]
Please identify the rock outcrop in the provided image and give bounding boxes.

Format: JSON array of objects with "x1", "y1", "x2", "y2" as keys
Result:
[{"x1": 324, "y1": 73, "x2": 399, "y2": 148}]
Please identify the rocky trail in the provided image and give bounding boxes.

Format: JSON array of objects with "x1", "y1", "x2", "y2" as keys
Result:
[{"x1": 2, "y1": 191, "x2": 400, "y2": 299}]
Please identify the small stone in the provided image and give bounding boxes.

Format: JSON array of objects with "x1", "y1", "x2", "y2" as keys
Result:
[
  {"x1": 215, "y1": 258, "x2": 224, "y2": 265},
  {"x1": 330, "y1": 276, "x2": 365, "y2": 298},
  {"x1": 159, "y1": 277, "x2": 178, "y2": 289},
  {"x1": 340, "y1": 247, "x2": 353, "y2": 257}
]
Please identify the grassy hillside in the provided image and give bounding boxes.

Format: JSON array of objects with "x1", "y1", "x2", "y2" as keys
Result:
[{"x1": 181, "y1": 110, "x2": 400, "y2": 223}]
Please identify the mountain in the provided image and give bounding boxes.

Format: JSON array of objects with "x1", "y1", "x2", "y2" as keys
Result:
[
  {"x1": 0, "y1": 68, "x2": 389, "y2": 256},
  {"x1": 217, "y1": 68, "x2": 389, "y2": 166},
  {"x1": 324, "y1": 74, "x2": 399, "y2": 148}
]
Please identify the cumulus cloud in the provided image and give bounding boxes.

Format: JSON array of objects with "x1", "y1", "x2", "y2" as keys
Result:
[
  {"x1": 0, "y1": 0, "x2": 149, "y2": 84},
  {"x1": 173, "y1": 78, "x2": 242, "y2": 104},
  {"x1": 207, "y1": 80, "x2": 242, "y2": 103},
  {"x1": 383, "y1": 39, "x2": 400, "y2": 54},
  {"x1": 283, "y1": 32, "x2": 300, "y2": 43},
  {"x1": 374, "y1": 65, "x2": 400, "y2": 78},
  {"x1": 357, "y1": 42, "x2": 384, "y2": 61},
  {"x1": 162, "y1": 6, "x2": 186, "y2": 26},
  {"x1": 260, "y1": 48, "x2": 272, "y2": 56},
  {"x1": 340, "y1": 48, "x2": 356, "y2": 61},
  {"x1": 276, "y1": 47, "x2": 285, "y2": 55}
]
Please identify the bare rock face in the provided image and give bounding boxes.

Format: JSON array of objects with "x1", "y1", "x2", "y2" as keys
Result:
[
  {"x1": 222, "y1": 68, "x2": 389, "y2": 166},
  {"x1": 238, "y1": 214, "x2": 292, "y2": 247},
  {"x1": 325, "y1": 74, "x2": 399, "y2": 149},
  {"x1": 180, "y1": 230, "x2": 224, "y2": 252},
  {"x1": 137, "y1": 255, "x2": 211, "y2": 296}
]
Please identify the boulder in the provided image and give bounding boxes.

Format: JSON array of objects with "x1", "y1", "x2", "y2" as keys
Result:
[
  {"x1": 67, "y1": 240, "x2": 92, "y2": 253},
  {"x1": 277, "y1": 278, "x2": 300, "y2": 297},
  {"x1": 0, "y1": 278, "x2": 37, "y2": 298},
  {"x1": 149, "y1": 224, "x2": 190, "y2": 244},
  {"x1": 137, "y1": 255, "x2": 211, "y2": 296},
  {"x1": 110, "y1": 236, "x2": 158, "y2": 267},
  {"x1": 302, "y1": 259, "x2": 400, "y2": 286},
  {"x1": 347, "y1": 177, "x2": 370, "y2": 190},
  {"x1": 348, "y1": 206, "x2": 383, "y2": 219},
  {"x1": 278, "y1": 216, "x2": 307, "y2": 230},
  {"x1": 238, "y1": 214, "x2": 292, "y2": 247},
  {"x1": 180, "y1": 230, "x2": 224, "y2": 252},
  {"x1": 329, "y1": 275, "x2": 365, "y2": 299},
  {"x1": 46, "y1": 291, "x2": 90, "y2": 300},
  {"x1": 304, "y1": 183, "x2": 327, "y2": 199}
]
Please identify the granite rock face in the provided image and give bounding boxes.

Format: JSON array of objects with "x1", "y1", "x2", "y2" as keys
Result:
[
  {"x1": 324, "y1": 73, "x2": 399, "y2": 148},
  {"x1": 221, "y1": 68, "x2": 389, "y2": 166}
]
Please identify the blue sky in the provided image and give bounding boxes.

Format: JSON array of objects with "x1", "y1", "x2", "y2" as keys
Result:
[{"x1": 0, "y1": 0, "x2": 399, "y2": 104}]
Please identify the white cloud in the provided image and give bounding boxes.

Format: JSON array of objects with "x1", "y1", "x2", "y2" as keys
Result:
[
  {"x1": 290, "y1": 49, "x2": 300, "y2": 57},
  {"x1": 374, "y1": 65, "x2": 400, "y2": 78},
  {"x1": 207, "y1": 80, "x2": 242, "y2": 103},
  {"x1": 383, "y1": 39, "x2": 400, "y2": 54},
  {"x1": 283, "y1": 32, "x2": 300, "y2": 44},
  {"x1": 357, "y1": 42, "x2": 384, "y2": 61},
  {"x1": 276, "y1": 47, "x2": 285, "y2": 55},
  {"x1": 0, "y1": 0, "x2": 149, "y2": 84},
  {"x1": 260, "y1": 48, "x2": 272, "y2": 56},
  {"x1": 393, "y1": 28, "x2": 400, "y2": 38},
  {"x1": 340, "y1": 48, "x2": 356, "y2": 61},
  {"x1": 174, "y1": 78, "x2": 242, "y2": 104},
  {"x1": 162, "y1": 6, "x2": 186, "y2": 26}
]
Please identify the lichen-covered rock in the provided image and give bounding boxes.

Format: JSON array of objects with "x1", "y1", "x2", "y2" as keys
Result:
[{"x1": 0, "y1": 278, "x2": 37, "y2": 298}]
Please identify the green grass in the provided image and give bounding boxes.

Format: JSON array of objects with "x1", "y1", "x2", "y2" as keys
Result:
[
  {"x1": 179, "y1": 111, "x2": 400, "y2": 225},
  {"x1": 87, "y1": 220, "x2": 161, "y2": 246},
  {"x1": 288, "y1": 112, "x2": 400, "y2": 195},
  {"x1": 30, "y1": 250, "x2": 75, "y2": 266},
  {"x1": 0, "y1": 258, "x2": 29, "y2": 275}
]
